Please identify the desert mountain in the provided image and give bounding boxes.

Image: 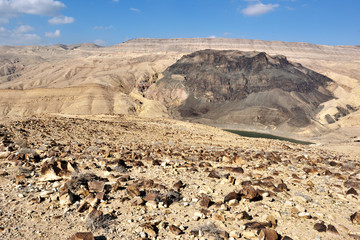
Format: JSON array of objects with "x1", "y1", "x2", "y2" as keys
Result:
[
  {"x1": 147, "y1": 49, "x2": 334, "y2": 131},
  {"x1": 0, "y1": 38, "x2": 359, "y2": 139}
]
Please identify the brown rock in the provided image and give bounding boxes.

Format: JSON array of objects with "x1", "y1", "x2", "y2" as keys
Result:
[
  {"x1": 259, "y1": 228, "x2": 279, "y2": 240},
  {"x1": 245, "y1": 221, "x2": 272, "y2": 230},
  {"x1": 224, "y1": 191, "x2": 239, "y2": 202},
  {"x1": 169, "y1": 225, "x2": 182, "y2": 235},
  {"x1": 0, "y1": 171, "x2": 9, "y2": 177},
  {"x1": 351, "y1": 212, "x2": 360, "y2": 224},
  {"x1": 238, "y1": 211, "x2": 252, "y2": 220},
  {"x1": 346, "y1": 188, "x2": 358, "y2": 195},
  {"x1": 77, "y1": 200, "x2": 90, "y2": 213},
  {"x1": 232, "y1": 167, "x2": 244, "y2": 173},
  {"x1": 127, "y1": 185, "x2": 141, "y2": 198},
  {"x1": 59, "y1": 189, "x2": 75, "y2": 206},
  {"x1": 199, "y1": 195, "x2": 211, "y2": 208},
  {"x1": 266, "y1": 215, "x2": 277, "y2": 227},
  {"x1": 212, "y1": 214, "x2": 225, "y2": 221},
  {"x1": 327, "y1": 224, "x2": 339, "y2": 234},
  {"x1": 143, "y1": 191, "x2": 160, "y2": 202},
  {"x1": 15, "y1": 174, "x2": 26, "y2": 185},
  {"x1": 173, "y1": 180, "x2": 184, "y2": 191},
  {"x1": 88, "y1": 181, "x2": 105, "y2": 193},
  {"x1": 67, "y1": 232, "x2": 94, "y2": 240},
  {"x1": 274, "y1": 183, "x2": 288, "y2": 192},
  {"x1": 141, "y1": 223, "x2": 158, "y2": 237},
  {"x1": 241, "y1": 185, "x2": 261, "y2": 201},
  {"x1": 314, "y1": 222, "x2": 327, "y2": 232},
  {"x1": 130, "y1": 196, "x2": 145, "y2": 206},
  {"x1": 208, "y1": 171, "x2": 221, "y2": 179}
]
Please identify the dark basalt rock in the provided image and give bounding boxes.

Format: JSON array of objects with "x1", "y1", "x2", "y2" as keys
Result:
[{"x1": 148, "y1": 49, "x2": 334, "y2": 128}]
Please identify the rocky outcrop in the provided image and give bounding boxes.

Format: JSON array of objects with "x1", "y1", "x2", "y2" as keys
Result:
[{"x1": 148, "y1": 49, "x2": 334, "y2": 129}]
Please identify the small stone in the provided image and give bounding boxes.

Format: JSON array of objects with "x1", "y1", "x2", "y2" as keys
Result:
[
  {"x1": 130, "y1": 197, "x2": 145, "y2": 206},
  {"x1": 0, "y1": 151, "x2": 10, "y2": 159},
  {"x1": 0, "y1": 171, "x2": 9, "y2": 177},
  {"x1": 199, "y1": 195, "x2": 211, "y2": 208},
  {"x1": 67, "y1": 232, "x2": 94, "y2": 240},
  {"x1": 266, "y1": 215, "x2": 277, "y2": 227},
  {"x1": 208, "y1": 171, "x2": 221, "y2": 179},
  {"x1": 143, "y1": 192, "x2": 160, "y2": 202},
  {"x1": 59, "y1": 189, "x2": 75, "y2": 206},
  {"x1": 141, "y1": 223, "x2": 157, "y2": 237},
  {"x1": 173, "y1": 180, "x2": 184, "y2": 191},
  {"x1": 327, "y1": 224, "x2": 338, "y2": 234},
  {"x1": 346, "y1": 188, "x2": 358, "y2": 195},
  {"x1": 238, "y1": 211, "x2": 252, "y2": 220},
  {"x1": 212, "y1": 214, "x2": 225, "y2": 221},
  {"x1": 241, "y1": 185, "x2": 261, "y2": 201},
  {"x1": 351, "y1": 212, "x2": 360, "y2": 224},
  {"x1": 298, "y1": 212, "x2": 311, "y2": 219},
  {"x1": 139, "y1": 231, "x2": 147, "y2": 238},
  {"x1": 314, "y1": 222, "x2": 327, "y2": 232},
  {"x1": 259, "y1": 228, "x2": 278, "y2": 240},
  {"x1": 127, "y1": 185, "x2": 141, "y2": 198},
  {"x1": 194, "y1": 211, "x2": 206, "y2": 219},
  {"x1": 224, "y1": 192, "x2": 239, "y2": 202},
  {"x1": 228, "y1": 199, "x2": 239, "y2": 206},
  {"x1": 169, "y1": 225, "x2": 182, "y2": 235},
  {"x1": 88, "y1": 181, "x2": 105, "y2": 193},
  {"x1": 15, "y1": 174, "x2": 26, "y2": 185}
]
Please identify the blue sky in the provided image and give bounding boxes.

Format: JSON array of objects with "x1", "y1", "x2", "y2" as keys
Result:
[{"x1": 0, "y1": 0, "x2": 359, "y2": 46}]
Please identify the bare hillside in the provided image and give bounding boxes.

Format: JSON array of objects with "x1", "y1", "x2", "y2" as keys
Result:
[{"x1": 0, "y1": 38, "x2": 359, "y2": 139}]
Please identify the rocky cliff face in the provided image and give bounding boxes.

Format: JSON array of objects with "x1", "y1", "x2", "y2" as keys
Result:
[{"x1": 148, "y1": 49, "x2": 334, "y2": 129}]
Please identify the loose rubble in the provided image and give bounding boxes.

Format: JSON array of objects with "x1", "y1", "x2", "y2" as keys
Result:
[{"x1": 0, "y1": 115, "x2": 359, "y2": 239}]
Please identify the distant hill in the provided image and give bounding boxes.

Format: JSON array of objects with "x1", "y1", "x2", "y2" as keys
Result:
[{"x1": 147, "y1": 49, "x2": 334, "y2": 130}]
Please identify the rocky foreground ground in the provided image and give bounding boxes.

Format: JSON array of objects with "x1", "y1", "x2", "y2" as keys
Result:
[{"x1": 0, "y1": 115, "x2": 359, "y2": 240}]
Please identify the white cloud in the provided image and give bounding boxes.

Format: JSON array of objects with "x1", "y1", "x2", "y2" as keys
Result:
[
  {"x1": 0, "y1": 25, "x2": 41, "y2": 45},
  {"x1": 0, "y1": 0, "x2": 66, "y2": 23},
  {"x1": 241, "y1": 2, "x2": 279, "y2": 16},
  {"x1": 130, "y1": 8, "x2": 140, "y2": 13},
  {"x1": 15, "y1": 25, "x2": 34, "y2": 33},
  {"x1": 48, "y1": 15, "x2": 74, "y2": 24},
  {"x1": 45, "y1": 29, "x2": 60, "y2": 38},
  {"x1": 113, "y1": 0, "x2": 119, "y2": 2},
  {"x1": 94, "y1": 39, "x2": 107, "y2": 46},
  {"x1": 208, "y1": 35, "x2": 217, "y2": 38}
]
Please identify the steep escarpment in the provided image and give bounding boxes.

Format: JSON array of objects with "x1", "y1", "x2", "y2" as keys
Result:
[{"x1": 147, "y1": 49, "x2": 334, "y2": 130}]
